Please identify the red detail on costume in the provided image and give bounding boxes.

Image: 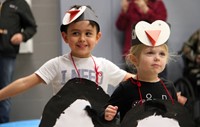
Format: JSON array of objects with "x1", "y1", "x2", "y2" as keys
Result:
[
  {"x1": 67, "y1": 10, "x2": 80, "y2": 22},
  {"x1": 145, "y1": 30, "x2": 161, "y2": 46}
]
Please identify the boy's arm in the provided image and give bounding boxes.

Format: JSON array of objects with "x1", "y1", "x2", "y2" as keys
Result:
[
  {"x1": 123, "y1": 72, "x2": 135, "y2": 81},
  {"x1": 0, "y1": 73, "x2": 43, "y2": 101}
]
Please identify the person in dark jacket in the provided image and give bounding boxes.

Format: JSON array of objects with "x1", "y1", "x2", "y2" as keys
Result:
[
  {"x1": 181, "y1": 29, "x2": 200, "y2": 98},
  {"x1": 0, "y1": 0, "x2": 37, "y2": 123}
]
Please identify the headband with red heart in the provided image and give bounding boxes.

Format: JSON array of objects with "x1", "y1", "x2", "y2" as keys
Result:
[{"x1": 133, "y1": 20, "x2": 170, "y2": 46}]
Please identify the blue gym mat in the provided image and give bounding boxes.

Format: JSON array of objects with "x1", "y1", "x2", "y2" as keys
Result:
[{"x1": 0, "y1": 119, "x2": 40, "y2": 127}]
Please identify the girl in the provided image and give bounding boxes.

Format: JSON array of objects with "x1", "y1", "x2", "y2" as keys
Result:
[{"x1": 104, "y1": 20, "x2": 188, "y2": 121}]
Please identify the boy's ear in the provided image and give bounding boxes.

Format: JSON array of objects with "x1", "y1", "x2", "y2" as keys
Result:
[
  {"x1": 96, "y1": 32, "x2": 102, "y2": 44},
  {"x1": 61, "y1": 32, "x2": 68, "y2": 43}
]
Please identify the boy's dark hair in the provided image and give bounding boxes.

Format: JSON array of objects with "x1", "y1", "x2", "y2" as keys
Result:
[
  {"x1": 60, "y1": 5, "x2": 100, "y2": 33},
  {"x1": 60, "y1": 20, "x2": 100, "y2": 33}
]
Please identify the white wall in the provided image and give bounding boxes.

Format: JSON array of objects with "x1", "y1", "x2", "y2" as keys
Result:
[{"x1": 164, "y1": 0, "x2": 200, "y2": 81}]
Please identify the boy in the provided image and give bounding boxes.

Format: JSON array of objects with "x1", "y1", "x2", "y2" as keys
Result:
[{"x1": 0, "y1": 5, "x2": 132, "y2": 102}]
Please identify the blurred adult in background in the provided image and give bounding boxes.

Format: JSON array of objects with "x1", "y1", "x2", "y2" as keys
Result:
[
  {"x1": 181, "y1": 29, "x2": 200, "y2": 98},
  {"x1": 116, "y1": 0, "x2": 167, "y2": 77},
  {"x1": 0, "y1": 0, "x2": 37, "y2": 123}
]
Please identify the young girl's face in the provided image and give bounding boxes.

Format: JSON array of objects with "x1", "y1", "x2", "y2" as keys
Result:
[
  {"x1": 62, "y1": 20, "x2": 101, "y2": 58},
  {"x1": 135, "y1": 45, "x2": 168, "y2": 77}
]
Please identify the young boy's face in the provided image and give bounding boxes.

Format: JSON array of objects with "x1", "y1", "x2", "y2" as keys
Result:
[{"x1": 62, "y1": 20, "x2": 101, "y2": 58}]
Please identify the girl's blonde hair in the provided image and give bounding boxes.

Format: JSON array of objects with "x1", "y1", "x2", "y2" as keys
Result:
[{"x1": 125, "y1": 44, "x2": 169, "y2": 69}]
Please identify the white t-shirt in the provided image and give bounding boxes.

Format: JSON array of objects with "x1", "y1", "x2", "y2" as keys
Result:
[{"x1": 35, "y1": 53, "x2": 127, "y2": 95}]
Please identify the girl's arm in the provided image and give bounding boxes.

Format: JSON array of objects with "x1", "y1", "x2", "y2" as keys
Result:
[
  {"x1": 177, "y1": 92, "x2": 187, "y2": 105},
  {"x1": 104, "y1": 105, "x2": 118, "y2": 121}
]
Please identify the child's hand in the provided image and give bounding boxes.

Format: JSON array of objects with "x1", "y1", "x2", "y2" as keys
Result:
[
  {"x1": 104, "y1": 105, "x2": 118, "y2": 121},
  {"x1": 177, "y1": 92, "x2": 187, "y2": 105}
]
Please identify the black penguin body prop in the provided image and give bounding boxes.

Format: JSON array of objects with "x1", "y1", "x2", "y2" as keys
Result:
[
  {"x1": 39, "y1": 78, "x2": 196, "y2": 127},
  {"x1": 39, "y1": 78, "x2": 115, "y2": 127},
  {"x1": 121, "y1": 99, "x2": 196, "y2": 127}
]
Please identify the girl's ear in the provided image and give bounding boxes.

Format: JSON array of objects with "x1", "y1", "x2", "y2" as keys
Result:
[
  {"x1": 61, "y1": 32, "x2": 68, "y2": 44},
  {"x1": 130, "y1": 54, "x2": 138, "y2": 67}
]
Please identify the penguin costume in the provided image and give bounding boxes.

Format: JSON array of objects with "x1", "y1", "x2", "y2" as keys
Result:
[
  {"x1": 39, "y1": 78, "x2": 116, "y2": 127},
  {"x1": 120, "y1": 99, "x2": 196, "y2": 127}
]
